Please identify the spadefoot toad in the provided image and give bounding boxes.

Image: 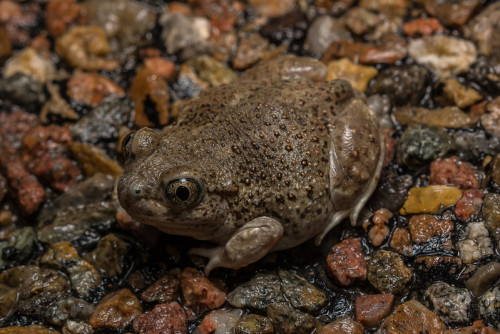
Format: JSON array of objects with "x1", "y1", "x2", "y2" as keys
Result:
[{"x1": 118, "y1": 77, "x2": 383, "y2": 273}]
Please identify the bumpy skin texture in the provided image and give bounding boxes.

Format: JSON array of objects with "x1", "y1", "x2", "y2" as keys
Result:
[{"x1": 118, "y1": 78, "x2": 383, "y2": 272}]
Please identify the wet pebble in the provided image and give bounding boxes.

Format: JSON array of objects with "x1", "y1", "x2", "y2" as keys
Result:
[
  {"x1": 266, "y1": 302, "x2": 317, "y2": 334},
  {"x1": 417, "y1": 0, "x2": 481, "y2": 27},
  {"x1": 305, "y1": 16, "x2": 351, "y2": 56},
  {"x1": 322, "y1": 39, "x2": 406, "y2": 65},
  {"x1": 400, "y1": 186, "x2": 462, "y2": 215},
  {"x1": 0, "y1": 72, "x2": 45, "y2": 111},
  {"x1": 396, "y1": 124, "x2": 454, "y2": 170},
  {"x1": 464, "y1": 2, "x2": 500, "y2": 56},
  {"x1": 403, "y1": 18, "x2": 444, "y2": 37},
  {"x1": 3, "y1": 47, "x2": 55, "y2": 83},
  {"x1": 453, "y1": 129, "x2": 500, "y2": 161},
  {"x1": 70, "y1": 141, "x2": 123, "y2": 177},
  {"x1": 61, "y1": 321, "x2": 93, "y2": 334},
  {"x1": 45, "y1": 0, "x2": 83, "y2": 37},
  {"x1": 454, "y1": 189, "x2": 484, "y2": 221},
  {"x1": 465, "y1": 262, "x2": 500, "y2": 297},
  {"x1": 55, "y1": 26, "x2": 119, "y2": 71},
  {"x1": 408, "y1": 35, "x2": 477, "y2": 77},
  {"x1": 39, "y1": 242, "x2": 102, "y2": 297},
  {"x1": 326, "y1": 58, "x2": 377, "y2": 92},
  {"x1": 423, "y1": 282, "x2": 472, "y2": 324},
  {"x1": 234, "y1": 314, "x2": 274, "y2": 334},
  {"x1": 456, "y1": 221, "x2": 494, "y2": 265},
  {"x1": 467, "y1": 53, "x2": 500, "y2": 95},
  {"x1": 0, "y1": 326, "x2": 61, "y2": 334},
  {"x1": 479, "y1": 286, "x2": 500, "y2": 329},
  {"x1": 181, "y1": 267, "x2": 226, "y2": 313},
  {"x1": 0, "y1": 226, "x2": 36, "y2": 269},
  {"x1": 369, "y1": 170, "x2": 413, "y2": 213},
  {"x1": 160, "y1": 12, "x2": 211, "y2": 61},
  {"x1": 227, "y1": 270, "x2": 326, "y2": 313},
  {"x1": 43, "y1": 296, "x2": 94, "y2": 326},
  {"x1": 194, "y1": 308, "x2": 244, "y2": 334},
  {"x1": 483, "y1": 193, "x2": 500, "y2": 243},
  {"x1": 326, "y1": 238, "x2": 367, "y2": 286},
  {"x1": 355, "y1": 294, "x2": 394, "y2": 329},
  {"x1": 88, "y1": 288, "x2": 142, "y2": 331},
  {"x1": 133, "y1": 301, "x2": 187, "y2": 334},
  {"x1": 368, "y1": 65, "x2": 428, "y2": 106},
  {"x1": 233, "y1": 34, "x2": 270, "y2": 70},
  {"x1": 394, "y1": 106, "x2": 478, "y2": 129},
  {"x1": 83, "y1": 233, "x2": 129, "y2": 278},
  {"x1": 249, "y1": 0, "x2": 295, "y2": 18},
  {"x1": 429, "y1": 156, "x2": 479, "y2": 190},
  {"x1": 408, "y1": 214, "x2": 453, "y2": 244},
  {"x1": 317, "y1": 317, "x2": 364, "y2": 334},
  {"x1": 66, "y1": 70, "x2": 125, "y2": 108},
  {"x1": 259, "y1": 8, "x2": 308, "y2": 49},
  {"x1": 377, "y1": 300, "x2": 445, "y2": 333},
  {"x1": 141, "y1": 268, "x2": 181, "y2": 303},
  {"x1": 435, "y1": 78, "x2": 482, "y2": 109},
  {"x1": 481, "y1": 97, "x2": 500, "y2": 139},
  {"x1": 367, "y1": 250, "x2": 412, "y2": 294}
]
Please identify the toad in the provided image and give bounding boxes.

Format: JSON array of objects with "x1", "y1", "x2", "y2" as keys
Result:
[{"x1": 118, "y1": 73, "x2": 383, "y2": 273}]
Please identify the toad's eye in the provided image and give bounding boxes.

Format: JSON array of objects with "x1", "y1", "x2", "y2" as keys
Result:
[
  {"x1": 165, "y1": 178, "x2": 203, "y2": 208},
  {"x1": 121, "y1": 132, "x2": 136, "y2": 160}
]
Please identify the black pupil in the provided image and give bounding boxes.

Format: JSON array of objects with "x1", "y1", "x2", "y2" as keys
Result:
[{"x1": 176, "y1": 186, "x2": 190, "y2": 201}]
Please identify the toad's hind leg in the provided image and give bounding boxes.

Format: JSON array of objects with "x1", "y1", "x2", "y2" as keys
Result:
[{"x1": 189, "y1": 216, "x2": 284, "y2": 274}]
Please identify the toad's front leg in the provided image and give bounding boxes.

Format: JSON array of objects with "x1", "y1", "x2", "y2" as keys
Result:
[{"x1": 189, "y1": 216, "x2": 284, "y2": 274}]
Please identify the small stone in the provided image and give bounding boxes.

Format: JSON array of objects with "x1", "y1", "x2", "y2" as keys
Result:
[
  {"x1": 39, "y1": 242, "x2": 102, "y2": 297},
  {"x1": 0, "y1": 1, "x2": 39, "y2": 46},
  {"x1": 317, "y1": 317, "x2": 364, "y2": 334},
  {"x1": 45, "y1": 0, "x2": 83, "y2": 37},
  {"x1": 444, "y1": 320, "x2": 499, "y2": 334},
  {"x1": 453, "y1": 129, "x2": 500, "y2": 161},
  {"x1": 83, "y1": 234, "x2": 129, "y2": 278},
  {"x1": 366, "y1": 208, "x2": 392, "y2": 247},
  {"x1": 0, "y1": 265, "x2": 70, "y2": 316},
  {"x1": 0, "y1": 326, "x2": 60, "y2": 334},
  {"x1": 227, "y1": 270, "x2": 326, "y2": 313},
  {"x1": 369, "y1": 170, "x2": 413, "y2": 213},
  {"x1": 195, "y1": 308, "x2": 244, "y2": 334},
  {"x1": 183, "y1": 55, "x2": 237, "y2": 87},
  {"x1": 390, "y1": 228, "x2": 412, "y2": 256},
  {"x1": 417, "y1": 0, "x2": 481, "y2": 27},
  {"x1": 322, "y1": 40, "x2": 405, "y2": 65},
  {"x1": 159, "y1": 12, "x2": 211, "y2": 61},
  {"x1": 259, "y1": 8, "x2": 308, "y2": 50},
  {"x1": 408, "y1": 214, "x2": 454, "y2": 243},
  {"x1": 241, "y1": 55, "x2": 327, "y2": 82},
  {"x1": 466, "y1": 262, "x2": 500, "y2": 297},
  {"x1": 181, "y1": 267, "x2": 226, "y2": 313},
  {"x1": 82, "y1": 0, "x2": 157, "y2": 50},
  {"x1": 483, "y1": 193, "x2": 500, "y2": 243},
  {"x1": 141, "y1": 269, "x2": 181, "y2": 303},
  {"x1": 133, "y1": 301, "x2": 187, "y2": 334},
  {"x1": 467, "y1": 54, "x2": 500, "y2": 95},
  {"x1": 456, "y1": 222, "x2": 494, "y2": 265},
  {"x1": 41, "y1": 81, "x2": 78, "y2": 123},
  {"x1": 326, "y1": 58, "x2": 377, "y2": 92},
  {"x1": 367, "y1": 250, "x2": 412, "y2": 295},
  {"x1": 454, "y1": 189, "x2": 484, "y2": 221},
  {"x1": 130, "y1": 66, "x2": 170, "y2": 127},
  {"x1": 3, "y1": 47, "x2": 56, "y2": 83},
  {"x1": 326, "y1": 238, "x2": 367, "y2": 286},
  {"x1": 436, "y1": 78, "x2": 482, "y2": 108},
  {"x1": 359, "y1": 0, "x2": 409, "y2": 18},
  {"x1": 234, "y1": 314, "x2": 274, "y2": 334},
  {"x1": 233, "y1": 34, "x2": 269, "y2": 70},
  {"x1": 314, "y1": 0, "x2": 354, "y2": 15},
  {"x1": 424, "y1": 282, "x2": 472, "y2": 324},
  {"x1": 66, "y1": 70, "x2": 125, "y2": 108},
  {"x1": 464, "y1": 2, "x2": 500, "y2": 56},
  {"x1": 0, "y1": 226, "x2": 37, "y2": 269},
  {"x1": 481, "y1": 97, "x2": 500, "y2": 139},
  {"x1": 43, "y1": 296, "x2": 95, "y2": 326},
  {"x1": 266, "y1": 302, "x2": 317, "y2": 334},
  {"x1": 88, "y1": 289, "x2": 142, "y2": 330},
  {"x1": 378, "y1": 300, "x2": 446, "y2": 333},
  {"x1": 0, "y1": 72, "x2": 46, "y2": 111},
  {"x1": 355, "y1": 294, "x2": 394, "y2": 329},
  {"x1": 400, "y1": 186, "x2": 463, "y2": 215},
  {"x1": 305, "y1": 16, "x2": 351, "y2": 56},
  {"x1": 430, "y1": 156, "x2": 479, "y2": 190},
  {"x1": 479, "y1": 286, "x2": 500, "y2": 329},
  {"x1": 0, "y1": 283, "x2": 18, "y2": 319},
  {"x1": 70, "y1": 142, "x2": 123, "y2": 177},
  {"x1": 368, "y1": 65, "x2": 429, "y2": 106},
  {"x1": 55, "y1": 26, "x2": 119, "y2": 71},
  {"x1": 344, "y1": 7, "x2": 382, "y2": 36},
  {"x1": 144, "y1": 57, "x2": 176, "y2": 80},
  {"x1": 36, "y1": 173, "x2": 117, "y2": 244},
  {"x1": 396, "y1": 125, "x2": 454, "y2": 169},
  {"x1": 408, "y1": 35, "x2": 477, "y2": 78},
  {"x1": 62, "y1": 321, "x2": 94, "y2": 334},
  {"x1": 248, "y1": 0, "x2": 295, "y2": 17},
  {"x1": 394, "y1": 106, "x2": 478, "y2": 129},
  {"x1": 403, "y1": 18, "x2": 444, "y2": 37}
]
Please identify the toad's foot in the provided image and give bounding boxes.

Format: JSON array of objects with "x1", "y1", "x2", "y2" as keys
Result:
[{"x1": 189, "y1": 216, "x2": 284, "y2": 274}]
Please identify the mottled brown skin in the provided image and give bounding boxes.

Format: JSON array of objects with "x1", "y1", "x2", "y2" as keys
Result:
[{"x1": 118, "y1": 78, "x2": 383, "y2": 273}]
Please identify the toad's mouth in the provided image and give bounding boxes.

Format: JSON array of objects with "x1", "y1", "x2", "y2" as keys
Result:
[{"x1": 122, "y1": 197, "x2": 227, "y2": 240}]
